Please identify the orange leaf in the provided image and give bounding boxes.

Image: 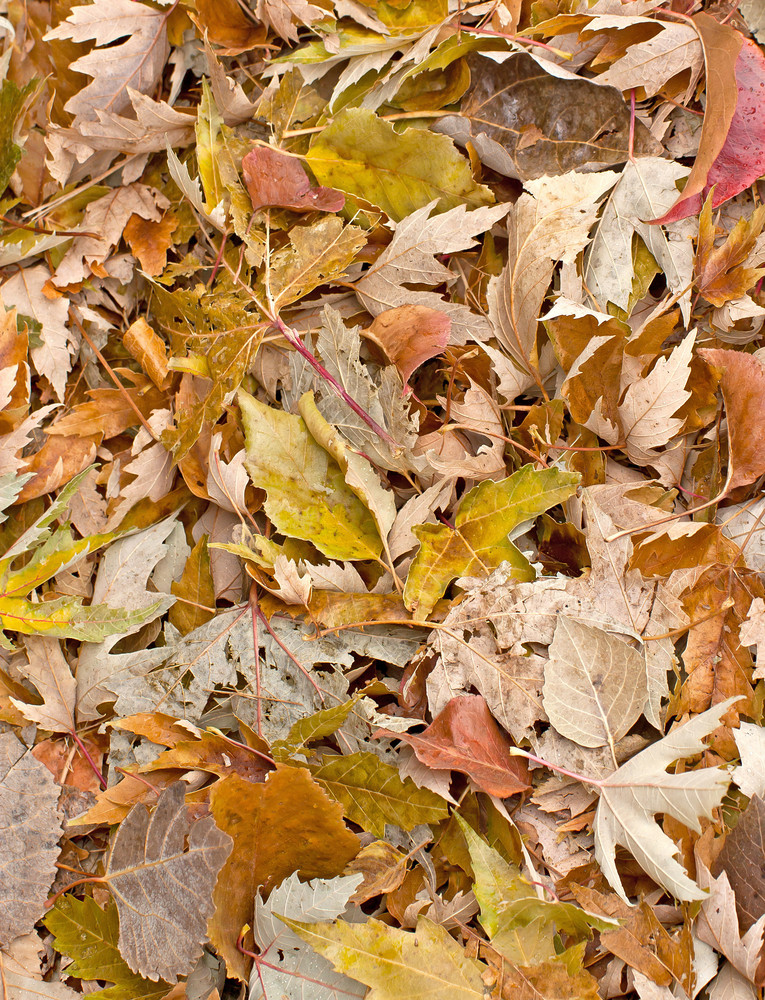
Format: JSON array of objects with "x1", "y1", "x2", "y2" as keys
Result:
[
  {"x1": 123, "y1": 212, "x2": 178, "y2": 277},
  {"x1": 363, "y1": 305, "x2": 450, "y2": 386}
]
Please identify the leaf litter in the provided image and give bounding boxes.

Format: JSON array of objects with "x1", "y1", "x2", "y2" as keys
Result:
[{"x1": 1, "y1": 1, "x2": 765, "y2": 998}]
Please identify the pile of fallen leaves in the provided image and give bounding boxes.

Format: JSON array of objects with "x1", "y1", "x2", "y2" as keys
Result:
[{"x1": 2, "y1": 0, "x2": 765, "y2": 997}]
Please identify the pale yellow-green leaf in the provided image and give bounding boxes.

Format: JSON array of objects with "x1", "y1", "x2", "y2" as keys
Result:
[
  {"x1": 309, "y1": 751, "x2": 449, "y2": 837},
  {"x1": 306, "y1": 108, "x2": 494, "y2": 222},
  {"x1": 404, "y1": 465, "x2": 580, "y2": 621},
  {"x1": 283, "y1": 916, "x2": 486, "y2": 1000},
  {"x1": 266, "y1": 215, "x2": 367, "y2": 311},
  {"x1": 238, "y1": 391, "x2": 382, "y2": 561}
]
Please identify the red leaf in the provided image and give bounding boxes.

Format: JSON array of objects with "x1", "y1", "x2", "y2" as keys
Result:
[
  {"x1": 242, "y1": 147, "x2": 345, "y2": 213},
  {"x1": 376, "y1": 695, "x2": 530, "y2": 798},
  {"x1": 656, "y1": 22, "x2": 765, "y2": 224}
]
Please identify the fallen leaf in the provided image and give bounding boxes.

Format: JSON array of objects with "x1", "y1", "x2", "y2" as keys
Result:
[
  {"x1": 284, "y1": 916, "x2": 486, "y2": 1000},
  {"x1": 696, "y1": 860, "x2": 765, "y2": 986},
  {"x1": 376, "y1": 694, "x2": 530, "y2": 797},
  {"x1": 0, "y1": 731, "x2": 62, "y2": 946},
  {"x1": 363, "y1": 305, "x2": 450, "y2": 386},
  {"x1": 123, "y1": 211, "x2": 178, "y2": 277},
  {"x1": 433, "y1": 52, "x2": 660, "y2": 180},
  {"x1": 403, "y1": 464, "x2": 580, "y2": 621},
  {"x1": 307, "y1": 108, "x2": 494, "y2": 221},
  {"x1": 717, "y1": 795, "x2": 765, "y2": 932},
  {"x1": 103, "y1": 781, "x2": 232, "y2": 983},
  {"x1": 242, "y1": 146, "x2": 344, "y2": 213},
  {"x1": 209, "y1": 765, "x2": 360, "y2": 981},
  {"x1": 543, "y1": 616, "x2": 647, "y2": 761}
]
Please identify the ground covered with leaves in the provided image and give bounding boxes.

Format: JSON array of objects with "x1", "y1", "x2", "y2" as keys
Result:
[{"x1": 3, "y1": 0, "x2": 765, "y2": 997}]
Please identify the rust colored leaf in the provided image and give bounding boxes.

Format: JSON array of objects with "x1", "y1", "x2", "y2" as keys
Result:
[
  {"x1": 695, "y1": 196, "x2": 765, "y2": 306},
  {"x1": 700, "y1": 348, "x2": 765, "y2": 491},
  {"x1": 123, "y1": 211, "x2": 178, "y2": 277},
  {"x1": 655, "y1": 14, "x2": 746, "y2": 224},
  {"x1": 169, "y1": 534, "x2": 216, "y2": 635},
  {"x1": 196, "y1": 0, "x2": 263, "y2": 52},
  {"x1": 363, "y1": 305, "x2": 450, "y2": 387},
  {"x1": 242, "y1": 146, "x2": 344, "y2": 213},
  {"x1": 123, "y1": 318, "x2": 170, "y2": 389},
  {"x1": 209, "y1": 765, "x2": 359, "y2": 981},
  {"x1": 376, "y1": 695, "x2": 530, "y2": 798}
]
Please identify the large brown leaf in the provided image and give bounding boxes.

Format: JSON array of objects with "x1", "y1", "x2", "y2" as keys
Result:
[
  {"x1": 0, "y1": 731, "x2": 63, "y2": 946},
  {"x1": 208, "y1": 765, "x2": 360, "y2": 981},
  {"x1": 717, "y1": 794, "x2": 765, "y2": 931},
  {"x1": 103, "y1": 781, "x2": 232, "y2": 983},
  {"x1": 433, "y1": 52, "x2": 660, "y2": 181}
]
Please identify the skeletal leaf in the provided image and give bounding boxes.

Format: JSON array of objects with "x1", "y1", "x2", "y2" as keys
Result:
[{"x1": 543, "y1": 616, "x2": 647, "y2": 761}]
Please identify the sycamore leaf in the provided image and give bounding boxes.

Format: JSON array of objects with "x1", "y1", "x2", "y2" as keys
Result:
[
  {"x1": 403, "y1": 464, "x2": 580, "y2": 621},
  {"x1": 44, "y1": 0, "x2": 171, "y2": 125},
  {"x1": 238, "y1": 390, "x2": 382, "y2": 561},
  {"x1": 543, "y1": 616, "x2": 648, "y2": 761},
  {"x1": 209, "y1": 766, "x2": 360, "y2": 981},
  {"x1": 103, "y1": 782, "x2": 232, "y2": 983},
  {"x1": 283, "y1": 916, "x2": 487, "y2": 1000},
  {"x1": 590, "y1": 19, "x2": 703, "y2": 98},
  {"x1": 593, "y1": 697, "x2": 740, "y2": 902},
  {"x1": 306, "y1": 108, "x2": 494, "y2": 222},
  {"x1": 309, "y1": 751, "x2": 449, "y2": 837},
  {"x1": 0, "y1": 731, "x2": 62, "y2": 947},
  {"x1": 250, "y1": 871, "x2": 366, "y2": 1000},
  {"x1": 44, "y1": 896, "x2": 172, "y2": 1000},
  {"x1": 11, "y1": 636, "x2": 75, "y2": 733}
]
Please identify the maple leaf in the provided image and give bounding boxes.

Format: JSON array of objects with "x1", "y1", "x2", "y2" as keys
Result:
[
  {"x1": 284, "y1": 916, "x2": 487, "y2": 1000},
  {"x1": 593, "y1": 697, "x2": 741, "y2": 901},
  {"x1": 44, "y1": 1, "x2": 171, "y2": 125}
]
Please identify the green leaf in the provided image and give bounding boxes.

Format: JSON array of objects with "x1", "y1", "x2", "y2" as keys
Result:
[
  {"x1": 44, "y1": 896, "x2": 171, "y2": 1000},
  {"x1": 273, "y1": 696, "x2": 361, "y2": 761},
  {"x1": 306, "y1": 108, "x2": 494, "y2": 222},
  {"x1": 0, "y1": 80, "x2": 37, "y2": 196},
  {"x1": 404, "y1": 464, "x2": 580, "y2": 620},
  {"x1": 0, "y1": 594, "x2": 169, "y2": 642},
  {"x1": 283, "y1": 915, "x2": 486, "y2": 1000},
  {"x1": 309, "y1": 751, "x2": 449, "y2": 836},
  {"x1": 238, "y1": 390, "x2": 383, "y2": 561},
  {"x1": 456, "y1": 815, "x2": 530, "y2": 938}
]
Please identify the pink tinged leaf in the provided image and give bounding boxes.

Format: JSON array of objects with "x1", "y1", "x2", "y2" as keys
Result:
[
  {"x1": 656, "y1": 36, "x2": 765, "y2": 224},
  {"x1": 242, "y1": 147, "x2": 345, "y2": 213},
  {"x1": 375, "y1": 694, "x2": 530, "y2": 798}
]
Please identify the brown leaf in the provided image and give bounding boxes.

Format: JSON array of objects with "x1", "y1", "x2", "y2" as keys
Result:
[
  {"x1": 123, "y1": 318, "x2": 171, "y2": 390},
  {"x1": 208, "y1": 765, "x2": 359, "y2": 980},
  {"x1": 0, "y1": 301, "x2": 29, "y2": 434},
  {"x1": 16, "y1": 434, "x2": 99, "y2": 503},
  {"x1": 345, "y1": 840, "x2": 409, "y2": 904},
  {"x1": 434, "y1": 52, "x2": 660, "y2": 181},
  {"x1": 169, "y1": 535, "x2": 216, "y2": 635},
  {"x1": 695, "y1": 194, "x2": 765, "y2": 306},
  {"x1": 195, "y1": 0, "x2": 264, "y2": 53},
  {"x1": 363, "y1": 305, "x2": 450, "y2": 386},
  {"x1": 718, "y1": 794, "x2": 765, "y2": 931},
  {"x1": 0, "y1": 731, "x2": 63, "y2": 947},
  {"x1": 242, "y1": 146, "x2": 344, "y2": 213},
  {"x1": 123, "y1": 211, "x2": 178, "y2": 277},
  {"x1": 103, "y1": 781, "x2": 232, "y2": 983},
  {"x1": 699, "y1": 348, "x2": 765, "y2": 490},
  {"x1": 376, "y1": 695, "x2": 530, "y2": 798},
  {"x1": 46, "y1": 371, "x2": 166, "y2": 441}
]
